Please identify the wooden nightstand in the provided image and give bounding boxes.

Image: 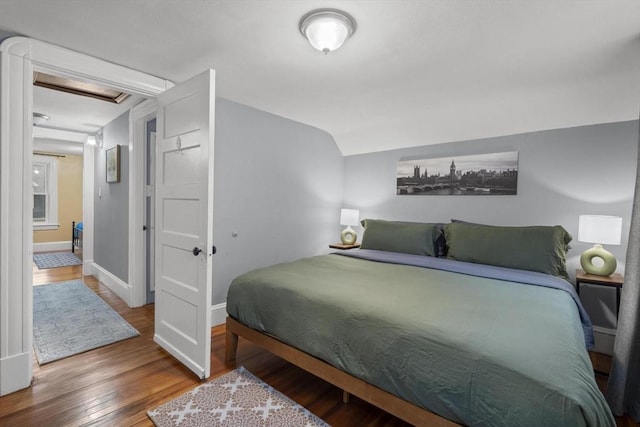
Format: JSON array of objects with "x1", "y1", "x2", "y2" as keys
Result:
[
  {"x1": 576, "y1": 269, "x2": 623, "y2": 316},
  {"x1": 329, "y1": 243, "x2": 360, "y2": 250}
]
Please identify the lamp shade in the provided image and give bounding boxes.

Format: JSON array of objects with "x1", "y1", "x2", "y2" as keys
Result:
[
  {"x1": 578, "y1": 215, "x2": 622, "y2": 245},
  {"x1": 340, "y1": 209, "x2": 359, "y2": 226}
]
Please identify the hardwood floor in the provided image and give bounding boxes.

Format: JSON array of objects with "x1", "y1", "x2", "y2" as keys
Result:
[{"x1": 0, "y1": 262, "x2": 636, "y2": 426}]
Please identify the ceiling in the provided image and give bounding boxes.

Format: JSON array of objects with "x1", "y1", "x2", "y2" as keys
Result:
[
  {"x1": 31, "y1": 85, "x2": 141, "y2": 154},
  {"x1": 1, "y1": 1, "x2": 639, "y2": 156}
]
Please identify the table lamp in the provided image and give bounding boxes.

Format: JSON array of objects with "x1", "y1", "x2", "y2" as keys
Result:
[
  {"x1": 578, "y1": 215, "x2": 622, "y2": 276},
  {"x1": 340, "y1": 209, "x2": 360, "y2": 245}
]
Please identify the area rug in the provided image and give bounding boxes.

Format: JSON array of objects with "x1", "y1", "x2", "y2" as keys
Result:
[
  {"x1": 33, "y1": 280, "x2": 139, "y2": 364},
  {"x1": 33, "y1": 252, "x2": 82, "y2": 269},
  {"x1": 147, "y1": 366, "x2": 330, "y2": 427}
]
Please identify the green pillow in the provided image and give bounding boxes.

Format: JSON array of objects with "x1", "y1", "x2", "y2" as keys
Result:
[
  {"x1": 444, "y1": 222, "x2": 572, "y2": 279},
  {"x1": 360, "y1": 219, "x2": 441, "y2": 256}
]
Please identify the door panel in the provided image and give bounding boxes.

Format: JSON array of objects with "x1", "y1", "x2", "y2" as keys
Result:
[
  {"x1": 154, "y1": 69, "x2": 215, "y2": 379},
  {"x1": 163, "y1": 198, "x2": 199, "y2": 236},
  {"x1": 164, "y1": 96, "x2": 202, "y2": 137},
  {"x1": 162, "y1": 130, "x2": 202, "y2": 184}
]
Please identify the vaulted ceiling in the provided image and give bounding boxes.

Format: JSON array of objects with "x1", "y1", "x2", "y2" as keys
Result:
[{"x1": 1, "y1": 1, "x2": 639, "y2": 155}]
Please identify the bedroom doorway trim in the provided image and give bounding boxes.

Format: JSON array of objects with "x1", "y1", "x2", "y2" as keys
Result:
[
  {"x1": 0, "y1": 36, "x2": 170, "y2": 395},
  {"x1": 130, "y1": 99, "x2": 157, "y2": 307}
]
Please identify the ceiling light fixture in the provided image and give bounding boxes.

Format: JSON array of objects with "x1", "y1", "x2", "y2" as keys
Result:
[
  {"x1": 299, "y1": 9, "x2": 356, "y2": 54},
  {"x1": 33, "y1": 112, "x2": 50, "y2": 126}
]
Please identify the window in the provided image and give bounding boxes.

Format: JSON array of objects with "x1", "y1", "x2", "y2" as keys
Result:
[{"x1": 32, "y1": 155, "x2": 58, "y2": 230}]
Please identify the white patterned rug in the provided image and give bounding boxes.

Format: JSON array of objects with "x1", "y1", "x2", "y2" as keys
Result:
[
  {"x1": 33, "y1": 252, "x2": 82, "y2": 269},
  {"x1": 148, "y1": 367, "x2": 330, "y2": 427}
]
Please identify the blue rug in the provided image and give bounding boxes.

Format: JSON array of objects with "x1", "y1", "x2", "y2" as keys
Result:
[
  {"x1": 33, "y1": 252, "x2": 82, "y2": 269},
  {"x1": 33, "y1": 280, "x2": 140, "y2": 364}
]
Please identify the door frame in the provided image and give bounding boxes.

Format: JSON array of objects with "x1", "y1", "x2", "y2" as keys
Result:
[
  {"x1": 129, "y1": 99, "x2": 157, "y2": 307},
  {"x1": 0, "y1": 36, "x2": 170, "y2": 395}
]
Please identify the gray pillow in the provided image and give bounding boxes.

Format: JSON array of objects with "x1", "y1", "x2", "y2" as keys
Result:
[
  {"x1": 360, "y1": 219, "x2": 441, "y2": 256},
  {"x1": 444, "y1": 222, "x2": 572, "y2": 279}
]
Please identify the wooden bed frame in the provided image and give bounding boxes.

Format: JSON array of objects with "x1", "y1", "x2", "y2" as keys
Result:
[{"x1": 225, "y1": 316, "x2": 461, "y2": 427}]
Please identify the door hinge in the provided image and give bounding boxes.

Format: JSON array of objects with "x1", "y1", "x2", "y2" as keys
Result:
[{"x1": 211, "y1": 245, "x2": 217, "y2": 255}]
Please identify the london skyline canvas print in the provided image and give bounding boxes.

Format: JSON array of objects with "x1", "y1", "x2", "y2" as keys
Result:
[{"x1": 397, "y1": 151, "x2": 518, "y2": 195}]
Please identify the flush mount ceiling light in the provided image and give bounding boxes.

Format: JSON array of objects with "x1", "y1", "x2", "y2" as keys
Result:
[{"x1": 299, "y1": 9, "x2": 356, "y2": 54}]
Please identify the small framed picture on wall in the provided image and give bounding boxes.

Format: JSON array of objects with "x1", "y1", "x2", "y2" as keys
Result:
[{"x1": 106, "y1": 145, "x2": 121, "y2": 183}]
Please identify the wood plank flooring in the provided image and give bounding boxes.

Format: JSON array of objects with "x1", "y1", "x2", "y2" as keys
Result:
[{"x1": 0, "y1": 262, "x2": 636, "y2": 426}]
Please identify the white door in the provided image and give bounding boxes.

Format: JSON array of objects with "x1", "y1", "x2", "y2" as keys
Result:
[{"x1": 154, "y1": 70, "x2": 215, "y2": 379}]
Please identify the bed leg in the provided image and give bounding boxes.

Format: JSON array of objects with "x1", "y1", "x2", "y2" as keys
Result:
[
  {"x1": 342, "y1": 390, "x2": 351, "y2": 404},
  {"x1": 225, "y1": 320, "x2": 238, "y2": 363}
]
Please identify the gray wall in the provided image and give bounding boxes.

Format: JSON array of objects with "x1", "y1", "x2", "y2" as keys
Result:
[
  {"x1": 94, "y1": 112, "x2": 129, "y2": 282},
  {"x1": 212, "y1": 98, "x2": 344, "y2": 304},
  {"x1": 344, "y1": 120, "x2": 639, "y2": 280}
]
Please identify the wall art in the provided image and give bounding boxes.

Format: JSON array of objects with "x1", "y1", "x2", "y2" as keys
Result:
[{"x1": 397, "y1": 151, "x2": 518, "y2": 195}]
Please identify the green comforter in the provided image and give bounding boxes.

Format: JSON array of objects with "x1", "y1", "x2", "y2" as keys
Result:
[{"x1": 226, "y1": 253, "x2": 614, "y2": 426}]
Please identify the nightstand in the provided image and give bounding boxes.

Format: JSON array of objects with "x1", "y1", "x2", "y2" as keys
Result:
[
  {"x1": 576, "y1": 269, "x2": 623, "y2": 317},
  {"x1": 329, "y1": 243, "x2": 360, "y2": 250}
]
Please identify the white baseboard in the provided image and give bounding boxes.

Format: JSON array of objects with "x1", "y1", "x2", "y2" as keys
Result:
[
  {"x1": 92, "y1": 262, "x2": 132, "y2": 306},
  {"x1": 211, "y1": 302, "x2": 227, "y2": 327},
  {"x1": 0, "y1": 351, "x2": 32, "y2": 395},
  {"x1": 78, "y1": 268, "x2": 225, "y2": 328},
  {"x1": 592, "y1": 325, "x2": 616, "y2": 355},
  {"x1": 593, "y1": 325, "x2": 616, "y2": 335},
  {"x1": 33, "y1": 241, "x2": 72, "y2": 253}
]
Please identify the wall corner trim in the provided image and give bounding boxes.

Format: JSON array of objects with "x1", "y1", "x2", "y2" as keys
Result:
[{"x1": 0, "y1": 351, "x2": 32, "y2": 395}]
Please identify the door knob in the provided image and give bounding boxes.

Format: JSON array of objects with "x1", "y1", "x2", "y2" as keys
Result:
[{"x1": 192, "y1": 247, "x2": 202, "y2": 256}]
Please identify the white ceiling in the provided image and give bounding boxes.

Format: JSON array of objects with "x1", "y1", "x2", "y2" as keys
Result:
[
  {"x1": 30, "y1": 85, "x2": 141, "y2": 154},
  {"x1": 33, "y1": 85, "x2": 141, "y2": 135},
  {"x1": 1, "y1": 1, "x2": 639, "y2": 156}
]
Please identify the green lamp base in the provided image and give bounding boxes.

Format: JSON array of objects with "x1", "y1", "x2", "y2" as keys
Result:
[
  {"x1": 341, "y1": 226, "x2": 357, "y2": 245},
  {"x1": 580, "y1": 244, "x2": 617, "y2": 276}
]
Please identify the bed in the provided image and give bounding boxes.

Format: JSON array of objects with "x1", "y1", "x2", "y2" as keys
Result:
[
  {"x1": 225, "y1": 220, "x2": 615, "y2": 426},
  {"x1": 71, "y1": 221, "x2": 82, "y2": 254}
]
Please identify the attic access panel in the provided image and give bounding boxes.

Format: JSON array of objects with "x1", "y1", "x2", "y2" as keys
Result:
[{"x1": 33, "y1": 71, "x2": 130, "y2": 104}]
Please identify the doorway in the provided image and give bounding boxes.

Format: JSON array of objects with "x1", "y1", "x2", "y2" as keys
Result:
[
  {"x1": 3, "y1": 36, "x2": 215, "y2": 393},
  {"x1": 31, "y1": 79, "x2": 90, "y2": 273},
  {"x1": 30, "y1": 72, "x2": 147, "y2": 367},
  {"x1": 31, "y1": 151, "x2": 83, "y2": 258},
  {"x1": 0, "y1": 36, "x2": 170, "y2": 394},
  {"x1": 31, "y1": 149, "x2": 84, "y2": 286}
]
